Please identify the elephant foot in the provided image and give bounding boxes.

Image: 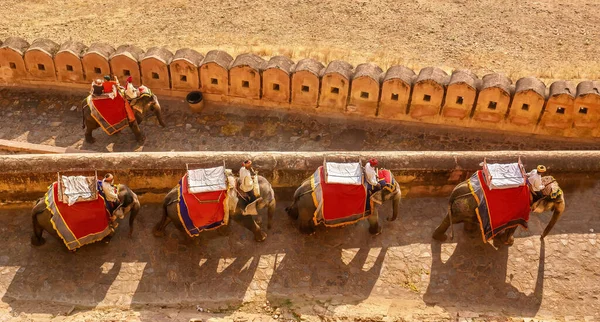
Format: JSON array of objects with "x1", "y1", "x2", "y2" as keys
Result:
[
  {"x1": 504, "y1": 235, "x2": 515, "y2": 246},
  {"x1": 136, "y1": 135, "x2": 146, "y2": 143},
  {"x1": 254, "y1": 230, "x2": 267, "y2": 242},
  {"x1": 85, "y1": 136, "x2": 96, "y2": 144},
  {"x1": 31, "y1": 235, "x2": 46, "y2": 246},
  {"x1": 159, "y1": 121, "x2": 166, "y2": 128},
  {"x1": 369, "y1": 225, "x2": 382, "y2": 236},
  {"x1": 432, "y1": 232, "x2": 448, "y2": 242}
]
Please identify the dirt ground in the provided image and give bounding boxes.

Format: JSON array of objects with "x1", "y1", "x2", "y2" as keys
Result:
[{"x1": 1, "y1": 0, "x2": 599, "y2": 83}]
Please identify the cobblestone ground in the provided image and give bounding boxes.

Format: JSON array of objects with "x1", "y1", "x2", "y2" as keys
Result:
[
  {"x1": 0, "y1": 180, "x2": 599, "y2": 321},
  {"x1": 1, "y1": 88, "x2": 600, "y2": 153}
]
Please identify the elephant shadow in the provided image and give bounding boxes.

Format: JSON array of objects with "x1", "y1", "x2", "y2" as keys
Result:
[
  {"x1": 423, "y1": 235, "x2": 545, "y2": 317},
  {"x1": 265, "y1": 224, "x2": 388, "y2": 309},
  {"x1": 1, "y1": 237, "x2": 125, "y2": 316}
]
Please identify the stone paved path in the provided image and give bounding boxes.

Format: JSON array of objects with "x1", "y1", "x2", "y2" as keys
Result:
[
  {"x1": 1, "y1": 88, "x2": 600, "y2": 153},
  {"x1": 0, "y1": 181, "x2": 599, "y2": 321}
]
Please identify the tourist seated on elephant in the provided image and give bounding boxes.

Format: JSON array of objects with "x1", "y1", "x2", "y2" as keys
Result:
[
  {"x1": 239, "y1": 160, "x2": 262, "y2": 212},
  {"x1": 527, "y1": 165, "x2": 546, "y2": 202},
  {"x1": 102, "y1": 75, "x2": 118, "y2": 98},
  {"x1": 90, "y1": 79, "x2": 105, "y2": 96}
]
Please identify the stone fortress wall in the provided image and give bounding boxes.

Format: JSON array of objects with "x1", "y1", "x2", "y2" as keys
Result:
[{"x1": 1, "y1": 37, "x2": 599, "y2": 138}]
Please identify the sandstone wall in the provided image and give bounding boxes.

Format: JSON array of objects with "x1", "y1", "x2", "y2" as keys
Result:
[
  {"x1": 1, "y1": 36, "x2": 600, "y2": 138},
  {"x1": 1, "y1": 151, "x2": 598, "y2": 202}
]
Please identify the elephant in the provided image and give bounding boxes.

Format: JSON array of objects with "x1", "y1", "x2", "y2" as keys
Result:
[
  {"x1": 31, "y1": 184, "x2": 141, "y2": 248},
  {"x1": 81, "y1": 90, "x2": 166, "y2": 143},
  {"x1": 153, "y1": 174, "x2": 276, "y2": 242},
  {"x1": 432, "y1": 176, "x2": 565, "y2": 245},
  {"x1": 285, "y1": 177, "x2": 402, "y2": 235}
]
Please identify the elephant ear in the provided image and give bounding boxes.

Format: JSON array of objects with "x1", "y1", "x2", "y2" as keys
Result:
[{"x1": 370, "y1": 190, "x2": 384, "y2": 206}]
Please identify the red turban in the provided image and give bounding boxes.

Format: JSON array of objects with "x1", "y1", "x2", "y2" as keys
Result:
[
  {"x1": 368, "y1": 158, "x2": 378, "y2": 167},
  {"x1": 126, "y1": 76, "x2": 133, "y2": 83}
]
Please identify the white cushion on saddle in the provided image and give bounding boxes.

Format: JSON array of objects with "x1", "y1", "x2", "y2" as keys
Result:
[
  {"x1": 485, "y1": 162, "x2": 525, "y2": 190},
  {"x1": 188, "y1": 166, "x2": 227, "y2": 193},
  {"x1": 61, "y1": 175, "x2": 93, "y2": 206},
  {"x1": 325, "y1": 162, "x2": 363, "y2": 185}
]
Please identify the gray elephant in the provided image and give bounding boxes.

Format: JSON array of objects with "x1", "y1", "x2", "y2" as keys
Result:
[
  {"x1": 31, "y1": 184, "x2": 141, "y2": 248},
  {"x1": 432, "y1": 176, "x2": 565, "y2": 245},
  {"x1": 285, "y1": 178, "x2": 402, "y2": 235},
  {"x1": 81, "y1": 92, "x2": 165, "y2": 143},
  {"x1": 153, "y1": 175, "x2": 276, "y2": 242}
]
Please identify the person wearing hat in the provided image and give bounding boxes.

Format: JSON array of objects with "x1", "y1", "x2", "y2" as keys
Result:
[
  {"x1": 239, "y1": 160, "x2": 258, "y2": 205},
  {"x1": 90, "y1": 78, "x2": 105, "y2": 96},
  {"x1": 527, "y1": 165, "x2": 546, "y2": 201},
  {"x1": 365, "y1": 158, "x2": 385, "y2": 190},
  {"x1": 102, "y1": 75, "x2": 118, "y2": 98},
  {"x1": 102, "y1": 173, "x2": 123, "y2": 228}
]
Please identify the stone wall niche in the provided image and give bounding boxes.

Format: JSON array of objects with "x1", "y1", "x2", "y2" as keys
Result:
[
  {"x1": 378, "y1": 66, "x2": 415, "y2": 120},
  {"x1": 318, "y1": 60, "x2": 353, "y2": 113},
  {"x1": 571, "y1": 81, "x2": 600, "y2": 137},
  {"x1": 199, "y1": 50, "x2": 232, "y2": 95},
  {"x1": 506, "y1": 77, "x2": 546, "y2": 133},
  {"x1": 409, "y1": 67, "x2": 448, "y2": 123},
  {"x1": 54, "y1": 40, "x2": 87, "y2": 83},
  {"x1": 24, "y1": 38, "x2": 59, "y2": 81},
  {"x1": 229, "y1": 53, "x2": 265, "y2": 100},
  {"x1": 110, "y1": 45, "x2": 143, "y2": 85},
  {"x1": 291, "y1": 58, "x2": 324, "y2": 109},
  {"x1": 470, "y1": 73, "x2": 514, "y2": 130},
  {"x1": 82, "y1": 43, "x2": 114, "y2": 82},
  {"x1": 262, "y1": 56, "x2": 293, "y2": 103},
  {"x1": 439, "y1": 69, "x2": 479, "y2": 126},
  {"x1": 348, "y1": 63, "x2": 382, "y2": 116},
  {"x1": 170, "y1": 48, "x2": 203, "y2": 91},
  {"x1": 0, "y1": 37, "x2": 29, "y2": 83},
  {"x1": 536, "y1": 80, "x2": 576, "y2": 136},
  {"x1": 140, "y1": 47, "x2": 173, "y2": 90}
]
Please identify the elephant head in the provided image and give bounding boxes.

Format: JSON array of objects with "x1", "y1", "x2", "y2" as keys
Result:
[
  {"x1": 130, "y1": 92, "x2": 166, "y2": 128},
  {"x1": 370, "y1": 180, "x2": 402, "y2": 222}
]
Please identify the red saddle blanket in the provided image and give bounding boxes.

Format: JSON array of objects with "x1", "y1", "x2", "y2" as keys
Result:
[
  {"x1": 45, "y1": 182, "x2": 112, "y2": 250},
  {"x1": 311, "y1": 166, "x2": 367, "y2": 226},
  {"x1": 469, "y1": 170, "x2": 530, "y2": 242},
  {"x1": 87, "y1": 93, "x2": 129, "y2": 135},
  {"x1": 177, "y1": 174, "x2": 228, "y2": 237}
]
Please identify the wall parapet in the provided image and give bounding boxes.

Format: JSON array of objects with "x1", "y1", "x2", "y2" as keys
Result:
[
  {"x1": 1, "y1": 151, "x2": 598, "y2": 202},
  {"x1": 1, "y1": 36, "x2": 600, "y2": 138}
]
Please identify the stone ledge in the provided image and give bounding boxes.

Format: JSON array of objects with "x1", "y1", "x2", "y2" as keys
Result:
[
  {"x1": 0, "y1": 151, "x2": 598, "y2": 202},
  {"x1": 0, "y1": 139, "x2": 93, "y2": 154}
]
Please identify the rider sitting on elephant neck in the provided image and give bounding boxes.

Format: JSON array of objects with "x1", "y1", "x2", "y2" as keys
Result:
[
  {"x1": 527, "y1": 165, "x2": 546, "y2": 202},
  {"x1": 91, "y1": 79, "x2": 104, "y2": 96},
  {"x1": 365, "y1": 158, "x2": 386, "y2": 192},
  {"x1": 102, "y1": 174, "x2": 123, "y2": 227},
  {"x1": 239, "y1": 160, "x2": 259, "y2": 206}
]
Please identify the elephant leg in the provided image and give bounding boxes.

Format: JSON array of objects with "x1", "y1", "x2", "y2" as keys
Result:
[
  {"x1": 129, "y1": 121, "x2": 146, "y2": 143},
  {"x1": 267, "y1": 200, "x2": 275, "y2": 230},
  {"x1": 496, "y1": 227, "x2": 517, "y2": 246},
  {"x1": 153, "y1": 206, "x2": 173, "y2": 237},
  {"x1": 367, "y1": 209, "x2": 382, "y2": 235},
  {"x1": 153, "y1": 100, "x2": 166, "y2": 127},
  {"x1": 297, "y1": 209, "x2": 316, "y2": 235},
  {"x1": 31, "y1": 207, "x2": 46, "y2": 246},
  {"x1": 84, "y1": 121, "x2": 97, "y2": 144},
  {"x1": 463, "y1": 221, "x2": 478, "y2": 234},
  {"x1": 237, "y1": 215, "x2": 267, "y2": 242},
  {"x1": 432, "y1": 213, "x2": 452, "y2": 242}
]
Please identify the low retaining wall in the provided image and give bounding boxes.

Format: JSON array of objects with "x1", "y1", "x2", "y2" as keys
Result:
[{"x1": 0, "y1": 151, "x2": 598, "y2": 203}]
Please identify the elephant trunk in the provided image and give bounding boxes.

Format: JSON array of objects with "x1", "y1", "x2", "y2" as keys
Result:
[
  {"x1": 128, "y1": 200, "x2": 141, "y2": 237},
  {"x1": 541, "y1": 203, "x2": 564, "y2": 239},
  {"x1": 389, "y1": 190, "x2": 401, "y2": 221}
]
